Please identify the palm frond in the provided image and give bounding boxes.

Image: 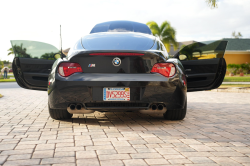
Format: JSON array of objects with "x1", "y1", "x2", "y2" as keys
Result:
[
  {"x1": 159, "y1": 21, "x2": 170, "y2": 34},
  {"x1": 161, "y1": 27, "x2": 176, "y2": 39},
  {"x1": 206, "y1": 0, "x2": 218, "y2": 9},
  {"x1": 147, "y1": 20, "x2": 178, "y2": 53},
  {"x1": 146, "y1": 21, "x2": 160, "y2": 36},
  {"x1": 7, "y1": 47, "x2": 14, "y2": 56}
]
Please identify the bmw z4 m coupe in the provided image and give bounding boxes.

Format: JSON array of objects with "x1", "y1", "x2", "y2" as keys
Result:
[{"x1": 11, "y1": 21, "x2": 228, "y2": 120}]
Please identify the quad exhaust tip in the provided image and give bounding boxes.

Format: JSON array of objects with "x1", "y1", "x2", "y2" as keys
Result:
[
  {"x1": 67, "y1": 103, "x2": 95, "y2": 114},
  {"x1": 76, "y1": 104, "x2": 82, "y2": 110},
  {"x1": 69, "y1": 104, "x2": 76, "y2": 110},
  {"x1": 158, "y1": 104, "x2": 164, "y2": 110},
  {"x1": 139, "y1": 103, "x2": 166, "y2": 114},
  {"x1": 151, "y1": 104, "x2": 157, "y2": 110}
]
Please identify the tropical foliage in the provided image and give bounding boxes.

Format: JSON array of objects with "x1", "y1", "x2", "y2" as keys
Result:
[
  {"x1": 206, "y1": 0, "x2": 218, "y2": 9},
  {"x1": 8, "y1": 45, "x2": 59, "y2": 60},
  {"x1": 40, "y1": 52, "x2": 58, "y2": 60},
  {"x1": 9, "y1": 44, "x2": 31, "y2": 58},
  {"x1": 146, "y1": 21, "x2": 178, "y2": 52},
  {"x1": 227, "y1": 63, "x2": 250, "y2": 75},
  {"x1": 7, "y1": 48, "x2": 14, "y2": 56},
  {"x1": 0, "y1": 60, "x2": 4, "y2": 69},
  {"x1": 232, "y1": 31, "x2": 243, "y2": 38}
]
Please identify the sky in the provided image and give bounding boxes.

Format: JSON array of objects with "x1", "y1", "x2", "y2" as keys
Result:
[{"x1": 0, "y1": 0, "x2": 250, "y2": 61}]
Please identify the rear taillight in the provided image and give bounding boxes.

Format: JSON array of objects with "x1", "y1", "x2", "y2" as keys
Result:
[
  {"x1": 89, "y1": 53, "x2": 144, "y2": 56},
  {"x1": 151, "y1": 63, "x2": 176, "y2": 77},
  {"x1": 58, "y1": 63, "x2": 83, "y2": 77}
]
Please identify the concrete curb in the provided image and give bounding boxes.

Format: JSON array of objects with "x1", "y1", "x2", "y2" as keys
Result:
[
  {"x1": 222, "y1": 82, "x2": 250, "y2": 84},
  {"x1": 211, "y1": 87, "x2": 250, "y2": 93}
]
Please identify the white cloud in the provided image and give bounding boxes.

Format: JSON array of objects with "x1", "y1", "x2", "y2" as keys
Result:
[{"x1": 0, "y1": 0, "x2": 250, "y2": 61}]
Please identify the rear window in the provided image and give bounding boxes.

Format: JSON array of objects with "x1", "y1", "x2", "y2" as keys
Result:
[
  {"x1": 82, "y1": 33, "x2": 155, "y2": 50},
  {"x1": 90, "y1": 21, "x2": 152, "y2": 35}
]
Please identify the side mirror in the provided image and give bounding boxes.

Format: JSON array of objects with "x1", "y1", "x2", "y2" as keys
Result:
[{"x1": 179, "y1": 54, "x2": 187, "y2": 61}]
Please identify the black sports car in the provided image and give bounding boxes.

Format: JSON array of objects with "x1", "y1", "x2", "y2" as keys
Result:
[{"x1": 11, "y1": 21, "x2": 228, "y2": 120}]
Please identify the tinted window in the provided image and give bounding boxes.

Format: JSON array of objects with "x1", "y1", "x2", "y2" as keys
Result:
[
  {"x1": 82, "y1": 33, "x2": 155, "y2": 50},
  {"x1": 175, "y1": 40, "x2": 228, "y2": 61},
  {"x1": 109, "y1": 22, "x2": 133, "y2": 32},
  {"x1": 133, "y1": 22, "x2": 152, "y2": 34},
  {"x1": 90, "y1": 24, "x2": 109, "y2": 33},
  {"x1": 90, "y1": 21, "x2": 152, "y2": 35},
  {"x1": 10, "y1": 40, "x2": 59, "y2": 60}
]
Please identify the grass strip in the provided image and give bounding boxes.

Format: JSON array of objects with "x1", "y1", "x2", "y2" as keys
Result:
[
  {"x1": 0, "y1": 79, "x2": 16, "y2": 82},
  {"x1": 223, "y1": 76, "x2": 250, "y2": 82}
]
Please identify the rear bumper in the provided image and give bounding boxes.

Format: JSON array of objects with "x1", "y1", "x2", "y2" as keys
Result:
[{"x1": 48, "y1": 73, "x2": 187, "y2": 110}]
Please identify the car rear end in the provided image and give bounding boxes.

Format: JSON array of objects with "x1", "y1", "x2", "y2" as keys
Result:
[{"x1": 48, "y1": 32, "x2": 187, "y2": 115}]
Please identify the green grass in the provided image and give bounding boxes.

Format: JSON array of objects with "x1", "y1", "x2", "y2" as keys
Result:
[
  {"x1": 0, "y1": 79, "x2": 16, "y2": 82},
  {"x1": 219, "y1": 84, "x2": 250, "y2": 88},
  {"x1": 223, "y1": 76, "x2": 250, "y2": 82},
  {"x1": 0, "y1": 74, "x2": 16, "y2": 82},
  {"x1": 0, "y1": 75, "x2": 14, "y2": 79}
]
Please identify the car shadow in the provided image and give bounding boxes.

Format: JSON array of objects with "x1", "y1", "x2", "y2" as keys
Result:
[{"x1": 58, "y1": 111, "x2": 182, "y2": 126}]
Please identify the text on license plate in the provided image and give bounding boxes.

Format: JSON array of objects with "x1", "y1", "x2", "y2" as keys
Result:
[{"x1": 103, "y1": 88, "x2": 130, "y2": 101}]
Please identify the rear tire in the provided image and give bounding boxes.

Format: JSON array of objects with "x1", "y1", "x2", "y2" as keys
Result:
[
  {"x1": 163, "y1": 99, "x2": 187, "y2": 120},
  {"x1": 48, "y1": 105, "x2": 72, "y2": 120}
]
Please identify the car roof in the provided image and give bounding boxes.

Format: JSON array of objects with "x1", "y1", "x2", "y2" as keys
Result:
[{"x1": 90, "y1": 20, "x2": 152, "y2": 35}]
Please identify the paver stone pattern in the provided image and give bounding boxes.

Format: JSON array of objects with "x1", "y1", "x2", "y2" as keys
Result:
[{"x1": 0, "y1": 89, "x2": 250, "y2": 166}]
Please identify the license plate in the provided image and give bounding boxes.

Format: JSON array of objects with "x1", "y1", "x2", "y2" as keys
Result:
[{"x1": 103, "y1": 87, "x2": 130, "y2": 101}]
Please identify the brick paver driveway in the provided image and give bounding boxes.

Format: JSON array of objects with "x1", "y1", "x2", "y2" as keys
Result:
[{"x1": 0, "y1": 88, "x2": 250, "y2": 166}]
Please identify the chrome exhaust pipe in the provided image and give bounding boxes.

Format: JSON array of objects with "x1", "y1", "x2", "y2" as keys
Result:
[
  {"x1": 139, "y1": 103, "x2": 167, "y2": 114},
  {"x1": 69, "y1": 104, "x2": 76, "y2": 110},
  {"x1": 67, "y1": 103, "x2": 95, "y2": 114},
  {"x1": 151, "y1": 104, "x2": 157, "y2": 110},
  {"x1": 158, "y1": 104, "x2": 164, "y2": 110},
  {"x1": 76, "y1": 104, "x2": 82, "y2": 110}
]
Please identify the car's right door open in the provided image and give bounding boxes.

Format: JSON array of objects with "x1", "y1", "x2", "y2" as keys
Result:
[{"x1": 174, "y1": 40, "x2": 228, "y2": 92}]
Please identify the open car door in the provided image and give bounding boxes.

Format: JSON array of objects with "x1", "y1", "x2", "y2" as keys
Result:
[
  {"x1": 174, "y1": 40, "x2": 228, "y2": 92},
  {"x1": 11, "y1": 40, "x2": 59, "y2": 91}
]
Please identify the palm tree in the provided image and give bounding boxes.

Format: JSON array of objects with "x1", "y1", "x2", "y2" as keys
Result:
[
  {"x1": 8, "y1": 44, "x2": 31, "y2": 58},
  {"x1": 7, "y1": 48, "x2": 14, "y2": 56},
  {"x1": 146, "y1": 21, "x2": 178, "y2": 53},
  {"x1": 232, "y1": 31, "x2": 242, "y2": 38},
  {"x1": 206, "y1": 0, "x2": 218, "y2": 9}
]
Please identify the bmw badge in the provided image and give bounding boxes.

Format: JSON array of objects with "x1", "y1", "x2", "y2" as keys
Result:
[{"x1": 112, "y1": 57, "x2": 121, "y2": 66}]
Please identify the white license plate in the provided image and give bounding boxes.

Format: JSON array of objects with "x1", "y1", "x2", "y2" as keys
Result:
[{"x1": 103, "y1": 87, "x2": 130, "y2": 101}]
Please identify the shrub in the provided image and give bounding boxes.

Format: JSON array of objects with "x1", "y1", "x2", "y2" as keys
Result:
[
  {"x1": 241, "y1": 63, "x2": 250, "y2": 74},
  {"x1": 228, "y1": 63, "x2": 250, "y2": 75},
  {"x1": 227, "y1": 64, "x2": 238, "y2": 74},
  {"x1": 235, "y1": 64, "x2": 241, "y2": 74}
]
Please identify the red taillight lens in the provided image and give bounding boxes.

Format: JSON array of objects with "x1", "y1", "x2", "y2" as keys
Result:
[
  {"x1": 89, "y1": 53, "x2": 144, "y2": 56},
  {"x1": 151, "y1": 63, "x2": 176, "y2": 77},
  {"x1": 182, "y1": 74, "x2": 187, "y2": 86},
  {"x1": 58, "y1": 63, "x2": 83, "y2": 77}
]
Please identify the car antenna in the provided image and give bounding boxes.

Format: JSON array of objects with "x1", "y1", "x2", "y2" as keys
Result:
[
  {"x1": 60, "y1": 25, "x2": 63, "y2": 59},
  {"x1": 60, "y1": 25, "x2": 65, "y2": 59}
]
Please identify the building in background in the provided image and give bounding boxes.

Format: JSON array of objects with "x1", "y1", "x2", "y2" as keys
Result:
[{"x1": 223, "y1": 38, "x2": 250, "y2": 64}]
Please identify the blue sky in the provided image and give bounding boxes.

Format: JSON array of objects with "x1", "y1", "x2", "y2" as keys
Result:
[{"x1": 0, "y1": 0, "x2": 250, "y2": 61}]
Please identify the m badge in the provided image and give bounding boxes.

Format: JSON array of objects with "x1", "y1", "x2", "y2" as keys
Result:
[{"x1": 88, "y1": 64, "x2": 95, "y2": 67}]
